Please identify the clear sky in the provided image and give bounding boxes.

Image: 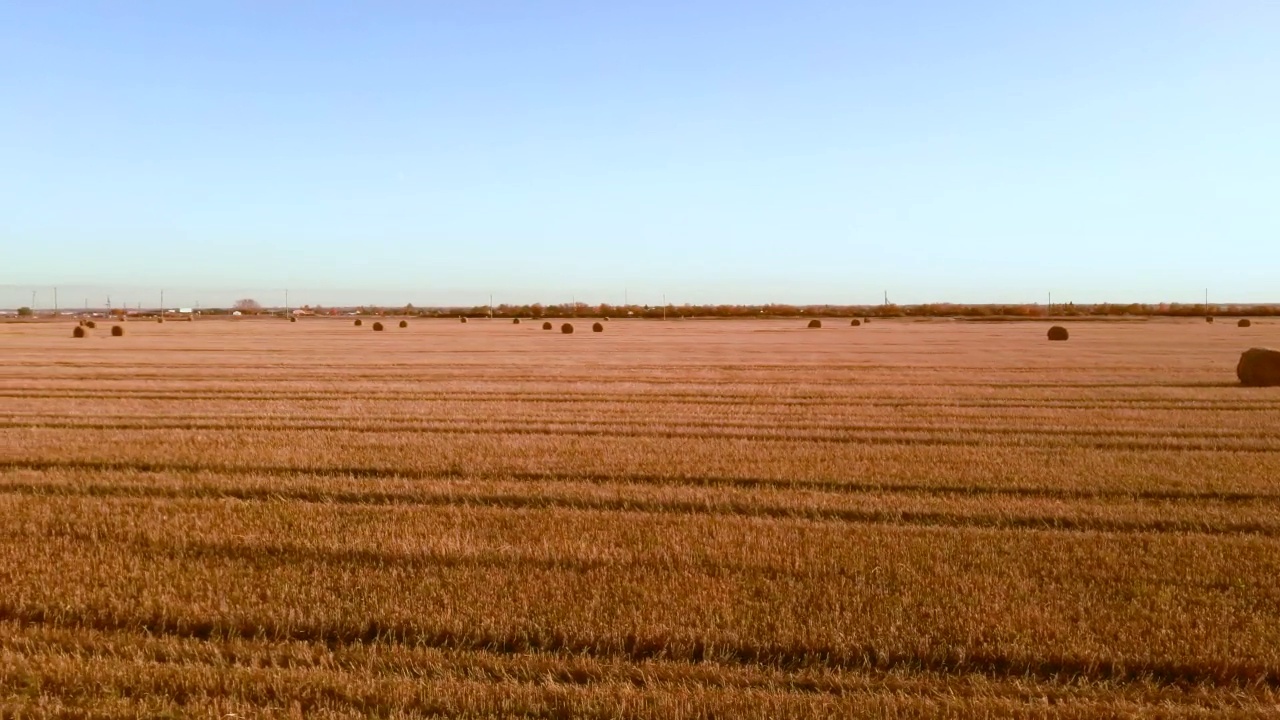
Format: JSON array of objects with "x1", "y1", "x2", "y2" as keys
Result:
[{"x1": 3, "y1": 1, "x2": 1277, "y2": 309}]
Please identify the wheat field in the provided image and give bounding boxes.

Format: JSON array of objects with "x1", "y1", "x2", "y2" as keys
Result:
[{"x1": 1, "y1": 316, "x2": 1278, "y2": 718}]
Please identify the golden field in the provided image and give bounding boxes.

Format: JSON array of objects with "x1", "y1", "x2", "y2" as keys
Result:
[{"x1": 1, "y1": 316, "x2": 1279, "y2": 718}]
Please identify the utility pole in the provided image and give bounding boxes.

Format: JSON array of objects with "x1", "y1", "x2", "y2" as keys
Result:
[
  {"x1": 31, "y1": 290, "x2": 36, "y2": 313},
  {"x1": 160, "y1": 289, "x2": 165, "y2": 319},
  {"x1": 1048, "y1": 291, "x2": 1052, "y2": 315},
  {"x1": 663, "y1": 293, "x2": 667, "y2": 321},
  {"x1": 285, "y1": 289, "x2": 289, "y2": 318},
  {"x1": 53, "y1": 287, "x2": 58, "y2": 317}
]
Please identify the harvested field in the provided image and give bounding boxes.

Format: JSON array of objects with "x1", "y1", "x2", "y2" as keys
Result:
[{"x1": 2, "y1": 317, "x2": 1280, "y2": 717}]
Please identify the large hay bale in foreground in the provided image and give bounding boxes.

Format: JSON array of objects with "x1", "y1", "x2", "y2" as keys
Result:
[
  {"x1": 399, "y1": 320, "x2": 408, "y2": 328},
  {"x1": 1047, "y1": 326, "x2": 1069, "y2": 341},
  {"x1": 850, "y1": 319, "x2": 862, "y2": 326},
  {"x1": 111, "y1": 325, "x2": 124, "y2": 337},
  {"x1": 372, "y1": 322, "x2": 384, "y2": 332},
  {"x1": 72, "y1": 326, "x2": 86, "y2": 338},
  {"x1": 807, "y1": 319, "x2": 822, "y2": 328},
  {"x1": 354, "y1": 319, "x2": 363, "y2": 326},
  {"x1": 561, "y1": 323, "x2": 574, "y2": 334},
  {"x1": 592, "y1": 322, "x2": 604, "y2": 333},
  {"x1": 1238, "y1": 348, "x2": 1280, "y2": 387},
  {"x1": 542, "y1": 321, "x2": 553, "y2": 330},
  {"x1": 1239, "y1": 319, "x2": 1252, "y2": 328}
]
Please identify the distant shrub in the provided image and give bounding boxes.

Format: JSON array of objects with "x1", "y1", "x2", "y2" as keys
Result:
[
  {"x1": 561, "y1": 323, "x2": 574, "y2": 334},
  {"x1": 372, "y1": 322, "x2": 384, "y2": 331},
  {"x1": 543, "y1": 321, "x2": 553, "y2": 330},
  {"x1": 592, "y1": 322, "x2": 604, "y2": 333},
  {"x1": 850, "y1": 319, "x2": 861, "y2": 326},
  {"x1": 72, "y1": 326, "x2": 86, "y2": 338},
  {"x1": 1239, "y1": 319, "x2": 1252, "y2": 328},
  {"x1": 354, "y1": 319, "x2": 363, "y2": 327},
  {"x1": 807, "y1": 319, "x2": 822, "y2": 328},
  {"x1": 1047, "y1": 325, "x2": 1069, "y2": 341},
  {"x1": 399, "y1": 320, "x2": 408, "y2": 328},
  {"x1": 111, "y1": 325, "x2": 124, "y2": 337}
]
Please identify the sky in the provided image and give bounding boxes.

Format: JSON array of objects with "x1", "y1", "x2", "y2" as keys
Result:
[{"x1": 2, "y1": 1, "x2": 1278, "y2": 309}]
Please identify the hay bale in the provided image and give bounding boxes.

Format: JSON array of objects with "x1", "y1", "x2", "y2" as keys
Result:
[
  {"x1": 850, "y1": 319, "x2": 862, "y2": 326},
  {"x1": 592, "y1": 322, "x2": 604, "y2": 333},
  {"x1": 157, "y1": 317, "x2": 164, "y2": 324},
  {"x1": 460, "y1": 316, "x2": 468, "y2": 324},
  {"x1": 1238, "y1": 348, "x2": 1280, "y2": 387},
  {"x1": 72, "y1": 325, "x2": 86, "y2": 338},
  {"x1": 1239, "y1": 319, "x2": 1252, "y2": 328},
  {"x1": 542, "y1": 321, "x2": 553, "y2": 330},
  {"x1": 561, "y1": 323, "x2": 574, "y2": 334},
  {"x1": 86, "y1": 321, "x2": 97, "y2": 329},
  {"x1": 354, "y1": 319, "x2": 363, "y2": 326},
  {"x1": 864, "y1": 318, "x2": 871, "y2": 324},
  {"x1": 603, "y1": 317, "x2": 610, "y2": 321},
  {"x1": 111, "y1": 325, "x2": 124, "y2": 337},
  {"x1": 372, "y1": 322, "x2": 384, "y2": 331},
  {"x1": 289, "y1": 316, "x2": 297, "y2": 323},
  {"x1": 1206, "y1": 317, "x2": 1214, "y2": 324},
  {"x1": 807, "y1": 319, "x2": 822, "y2": 328},
  {"x1": 399, "y1": 320, "x2": 408, "y2": 328},
  {"x1": 513, "y1": 318, "x2": 521, "y2": 324},
  {"x1": 1047, "y1": 325, "x2": 1069, "y2": 341}
]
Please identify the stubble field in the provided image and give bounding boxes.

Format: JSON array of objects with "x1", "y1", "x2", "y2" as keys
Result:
[{"x1": 1, "y1": 316, "x2": 1279, "y2": 718}]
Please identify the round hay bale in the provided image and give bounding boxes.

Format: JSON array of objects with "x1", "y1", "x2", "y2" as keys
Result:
[
  {"x1": 399, "y1": 320, "x2": 408, "y2": 328},
  {"x1": 354, "y1": 319, "x2": 363, "y2": 326},
  {"x1": 850, "y1": 319, "x2": 862, "y2": 326},
  {"x1": 86, "y1": 321, "x2": 97, "y2": 329},
  {"x1": 603, "y1": 317, "x2": 610, "y2": 321},
  {"x1": 1238, "y1": 348, "x2": 1280, "y2": 387},
  {"x1": 1206, "y1": 317, "x2": 1214, "y2": 323},
  {"x1": 372, "y1": 322, "x2": 384, "y2": 332},
  {"x1": 1047, "y1": 325, "x2": 1069, "y2": 341},
  {"x1": 542, "y1": 321, "x2": 553, "y2": 330},
  {"x1": 592, "y1": 322, "x2": 604, "y2": 333},
  {"x1": 110, "y1": 325, "x2": 124, "y2": 337},
  {"x1": 561, "y1": 323, "x2": 574, "y2": 334},
  {"x1": 72, "y1": 325, "x2": 86, "y2": 338},
  {"x1": 512, "y1": 318, "x2": 521, "y2": 324},
  {"x1": 807, "y1": 319, "x2": 822, "y2": 328},
  {"x1": 1239, "y1": 319, "x2": 1252, "y2": 328},
  {"x1": 156, "y1": 317, "x2": 164, "y2": 324},
  {"x1": 864, "y1": 318, "x2": 871, "y2": 324},
  {"x1": 289, "y1": 316, "x2": 297, "y2": 323},
  {"x1": 460, "y1": 316, "x2": 468, "y2": 324}
]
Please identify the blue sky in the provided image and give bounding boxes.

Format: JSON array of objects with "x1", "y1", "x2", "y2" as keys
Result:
[{"x1": 3, "y1": 1, "x2": 1277, "y2": 309}]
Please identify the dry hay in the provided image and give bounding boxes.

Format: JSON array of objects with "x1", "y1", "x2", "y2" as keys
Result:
[
  {"x1": 561, "y1": 323, "x2": 574, "y2": 334},
  {"x1": 460, "y1": 317, "x2": 468, "y2": 324},
  {"x1": 603, "y1": 317, "x2": 610, "y2": 321},
  {"x1": 85, "y1": 321, "x2": 97, "y2": 329},
  {"x1": 156, "y1": 317, "x2": 164, "y2": 324},
  {"x1": 354, "y1": 319, "x2": 363, "y2": 327},
  {"x1": 513, "y1": 318, "x2": 521, "y2": 324},
  {"x1": 807, "y1": 319, "x2": 822, "y2": 329},
  {"x1": 72, "y1": 326, "x2": 86, "y2": 338},
  {"x1": 1206, "y1": 317, "x2": 1214, "y2": 323},
  {"x1": 372, "y1": 322, "x2": 384, "y2": 332},
  {"x1": 1237, "y1": 348, "x2": 1280, "y2": 387},
  {"x1": 1239, "y1": 319, "x2": 1252, "y2": 328},
  {"x1": 289, "y1": 316, "x2": 297, "y2": 323},
  {"x1": 542, "y1": 321, "x2": 553, "y2": 330},
  {"x1": 1047, "y1": 326, "x2": 1069, "y2": 341},
  {"x1": 398, "y1": 320, "x2": 408, "y2": 328},
  {"x1": 850, "y1": 319, "x2": 862, "y2": 326},
  {"x1": 110, "y1": 325, "x2": 124, "y2": 337},
  {"x1": 592, "y1": 322, "x2": 604, "y2": 333}
]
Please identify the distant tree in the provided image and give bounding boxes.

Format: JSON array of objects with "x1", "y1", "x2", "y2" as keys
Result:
[
  {"x1": 233, "y1": 298, "x2": 262, "y2": 314},
  {"x1": 16, "y1": 307, "x2": 32, "y2": 317}
]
